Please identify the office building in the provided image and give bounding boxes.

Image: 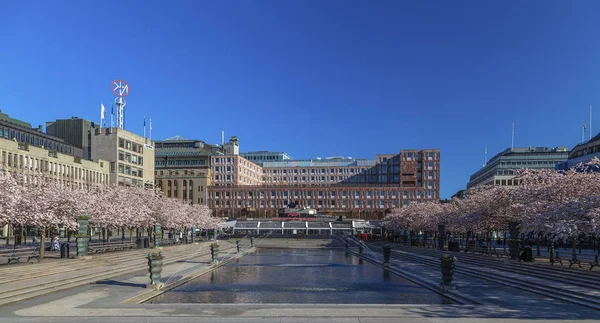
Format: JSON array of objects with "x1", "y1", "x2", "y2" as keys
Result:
[
  {"x1": 467, "y1": 147, "x2": 569, "y2": 189},
  {"x1": 0, "y1": 110, "x2": 82, "y2": 158},
  {"x1": 556, "y1": 134, "x2": 600, "y2": 170},
  {"x1": 241, "y1": 151, "x2": 292, "y2": 166},
  {"x1": 0, "y1": 129, "x2": 109, "y2": 237},
  {"x1": 208, "y1": 137, "x2": 440, "y2": 219},
  {"x1": 46, "y1": 117, "x2": 97, "y2": 160},
  {"x1": 91, "y1": 127, "x2": 155, "y2": 187},
  {"x1": 154, "y1": 136, "x2": 219, "y2": 205}
]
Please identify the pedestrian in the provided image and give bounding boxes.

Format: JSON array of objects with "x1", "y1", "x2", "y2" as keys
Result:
[
  {"x1": 32, "y1": 235, "x2": 38, "y2": 244},
  {"x1": 52, "y1": 235, "x2": 60, "y2": 251}
]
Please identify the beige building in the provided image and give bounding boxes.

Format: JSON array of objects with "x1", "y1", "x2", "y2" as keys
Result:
[
  {"x1": 0, "y1": 136, "x2": 110, "y2": 237},
  {"x1": 91, "y1": 127, "x2": 155, "y2": 187},
  {"x1": 154, "y1": 136, "x2": 219, "y2": 205}
]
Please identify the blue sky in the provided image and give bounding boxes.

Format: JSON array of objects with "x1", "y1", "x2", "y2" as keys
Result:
[{"x1": 2, "y1": 1, "x2": 600, "y2": 198}]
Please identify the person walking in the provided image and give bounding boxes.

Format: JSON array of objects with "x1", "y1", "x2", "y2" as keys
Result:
[{"x1": 52, "y1": 235, "x2": 60, "y2": 252}]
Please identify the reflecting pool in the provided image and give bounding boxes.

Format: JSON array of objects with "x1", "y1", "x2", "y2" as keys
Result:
[{"x1": 149, "y1": 248, "x2": 453, "y2": 304}]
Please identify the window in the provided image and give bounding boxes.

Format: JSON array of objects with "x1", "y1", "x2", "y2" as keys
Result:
[
  {"x1": 119, "y1": 138, "x2": 124, "y2": 148},
  {"x1": 119, "y1": 151, "x2": 124, "y2": 161}
]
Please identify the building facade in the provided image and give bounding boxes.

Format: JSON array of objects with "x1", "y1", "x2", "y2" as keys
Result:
[
  {"x1": 207, "y1": 137, "x2": 440, "y2": 219},
  {"x1": 556, "y1": 134, "x2": 600, "y2": 171},
  {"x1": 154, "y1": 136, "x2": 217, "y2": 205},
  {"x1": 46, "y1": 117, "x2": 97, "y2": 160},
  {"x1": 91, "y1": 127, "x2": 155, "y2": 187},
  {"x1": 0, "y1": 111, "x2": 83, "y2": 158},
  {"x1": 0, "y1": 136, "x2": 110, "y2": 237},
  {"x1": 241, "y1": 151, "x2": 292, "y2": 166},
  {"x1": 467, "y1": 147, "x2": 569, "y2": 189}
]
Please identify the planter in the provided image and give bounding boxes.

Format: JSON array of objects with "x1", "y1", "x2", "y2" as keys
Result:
[
  {"x1": 440, "y1": 256, "x2": 456, "y2": 288},
  {"x1": 76, "y1": 236, "x2": 89, "y2": 257},
  {"x1": 148, "y1": 251, "x2": 164, "y2": 286},
  {"x1": 382, "y1": 245, "x2": 391, "y2": 266},
  {"x1": 211, "y1": 243, "x2": 219, "y2": 263},
  {"x1": 77, "y1": 218, "x2": 89, "y2": 235}
]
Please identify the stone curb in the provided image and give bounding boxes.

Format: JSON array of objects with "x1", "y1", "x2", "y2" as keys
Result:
[
  {"x1": 345, "y1": 248, "x2": 484, "y2": 306},
  {"x1": 121, "y1": 247, "x2": 257, "y2": 304}
]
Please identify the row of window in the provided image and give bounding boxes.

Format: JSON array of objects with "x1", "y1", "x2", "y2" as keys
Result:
[
  {"x1": 155, "y1": 159, "x2": 205, "y2": 167},
  {"x1": 499, "y1": 160, "x2": 561, "y2": 166},
  {"x1": 117, "y1": 162, "x2": 144, "y2": 178},
  {"x1": 210, "y1": 198, "x2": 429, "y2": 209},
  {"x1": 212, "y1": 189, "x2": 436, "y2": 199},
  {"x1": 0, "y1": 150, "x2": 107, "y2": 184},
  {"x1": 0, "y1": 127, "x2": 73, "y2": 155},
  {"x1": 118, "y1": 150, "x2": 144, "y2": 166},
  {"x1": 118, "y1": 137, "x2": 144, "y2": 154}
]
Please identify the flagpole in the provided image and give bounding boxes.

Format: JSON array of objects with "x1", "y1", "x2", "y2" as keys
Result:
[
  {"x1": 143, "y1": 117, "x2": 146, "y2": 142},
  {"x1": 149, "y1": 119, "x2": 152, "y2": 142},
  {"x1": 111, "y1": 103, "x2": 114, "y2": 128},
  {"x1": 591, "y1": 105, "x2": 593, "y2": 140}
]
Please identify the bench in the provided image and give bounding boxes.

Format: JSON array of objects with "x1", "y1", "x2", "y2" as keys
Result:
[
  {"x1": 0, "y1": 247, "x2": 40, "y2": 264},
  {"x1": 87, "y1": 241, "x2": 136, "y2": 254},
  {"x1": 550, "y1": 251, "x2": 564, "y2": 266},
  {"x1": 589, "y1": 255, "x2": 599, "y2": 271},
  {"x1": 489, "y1": 249, "x2": 509, "y2": 258}
]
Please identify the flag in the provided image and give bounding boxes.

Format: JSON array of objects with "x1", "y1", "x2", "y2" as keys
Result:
[
  {"x1": 144, "y1": 117, "x2": 146, "y2": 127},
  {"x1": 584, "y1": 122, "x2": 587, "y2": 130},
  {"x1": 101, "y1": 104, "x2": 106, "y2": 119},
  {"x1": 150, "y1": 119, "x2": 152, "y2": 131},
  {"x1": 111, "y1": 104, "x2": 114, "y2": 115}
]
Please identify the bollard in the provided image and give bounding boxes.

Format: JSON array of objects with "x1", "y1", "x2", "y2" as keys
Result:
[
  {"x1": 147, "y1": 250, "x2": 164, "y2": 289},
  {"x1": 382, "y1": 245, "x2": 391, "y2": 266},
  {"x1": 236, "y1": 240, "x2": 241, "y2": 253},
  {"x1": 440, "y1": 254, "x2": 456, "y2": 292},
  {"x1": 250, "y1": 237, "x2": 254, "y2": 248},
  {"x1": 210, "y1": 243, "x2": 219, "y2": 263}
]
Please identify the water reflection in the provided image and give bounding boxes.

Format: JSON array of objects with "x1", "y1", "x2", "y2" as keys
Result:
[{"x1": 149, "y1": 248, "x2": 452, "y2": 304}]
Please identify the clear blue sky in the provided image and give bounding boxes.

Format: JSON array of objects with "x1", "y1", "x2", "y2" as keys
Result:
[{"x1": 2, "y1": 1, "x2": 600, "y2": 198}]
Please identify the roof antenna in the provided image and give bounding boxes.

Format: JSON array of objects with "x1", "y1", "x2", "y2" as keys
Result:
[
  {"x1": 483, "y1": 146, "x2": 487, "y2": 167},
  {"x1": 511, "y1": 122, "x2": 515, "y2": 150}
]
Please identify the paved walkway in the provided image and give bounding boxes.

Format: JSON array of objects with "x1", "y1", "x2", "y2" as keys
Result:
[{"x1": 0, "y1": 238, "x2": 599, "y2": 322}]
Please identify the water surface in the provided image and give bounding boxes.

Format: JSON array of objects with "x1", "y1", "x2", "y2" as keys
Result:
[{"x1": 149, "y1": 248, "x2": 452, "y2": 304}]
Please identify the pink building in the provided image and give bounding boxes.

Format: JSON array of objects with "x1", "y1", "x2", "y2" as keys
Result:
[{"x1": 208, "y1": 137, "x2": 440, "y2": 219}]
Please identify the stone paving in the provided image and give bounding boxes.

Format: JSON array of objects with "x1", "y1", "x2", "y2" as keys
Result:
[{"x1": 0, "y1": 238, "x2": 599, "y2": 322}]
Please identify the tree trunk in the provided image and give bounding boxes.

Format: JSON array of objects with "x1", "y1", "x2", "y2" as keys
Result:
[
  {"x1": 122, "y1": 227, "x2": 125, "y2": 241},
  {"x1": 572, "y1": 239, "x2": 577, "y2": 260},
  {"x1": 129, "y1": 229, "x2": 133, "y2": 244},
  {"x1": 39, "y1": 228, "x2": 46, "y2": 259}
]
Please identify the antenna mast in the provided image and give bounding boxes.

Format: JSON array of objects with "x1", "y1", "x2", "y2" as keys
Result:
[
  {"x1": 111, "y1": 80, "x2": 130, "y2": 129},
  {"x1": 483, "y1": 146, "x2": 488, "y2": 167},
  {"x1": 511, "y1": 122, "x2": 515, "y2": 150}
]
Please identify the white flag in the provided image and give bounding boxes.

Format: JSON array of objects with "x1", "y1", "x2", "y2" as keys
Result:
[
  {"x1": 101, "y1": 104, "x2": 106, "y2": 119},
  {"x1": 150, "y1": 119, "x2": 152, "y2": 131}
]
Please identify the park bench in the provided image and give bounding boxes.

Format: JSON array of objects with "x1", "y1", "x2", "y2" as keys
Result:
[
  {"x1": 589, "y1": 255, "x2": 599, "y2": 271},
  {"x1": 550, "y1": 251, "x2": 564, "y2": 266},
  {"x1": 0, "y1": 247, "x2": 40, "y2": 264},
  {"x1": 489, "y1": 249, "x2": 509, "y2": 258},
  {"x1": 87, "y1": 241, "x2": 136, "y2": 254}
]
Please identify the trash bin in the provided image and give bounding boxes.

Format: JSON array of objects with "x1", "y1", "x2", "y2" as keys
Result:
[
  {"x1": 143, "y1": 237, "x2": 149, "y2": 248},
  {"x1": 60, "y1": 243, "x2": 70, "y2": 259}
]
